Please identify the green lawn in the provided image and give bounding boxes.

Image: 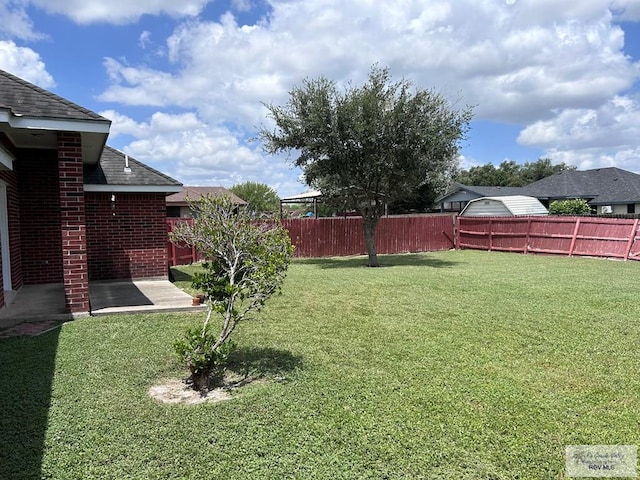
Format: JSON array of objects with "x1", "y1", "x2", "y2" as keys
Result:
[{"x1": 2, "y1": 250, "x2": 639, "y2": 479}]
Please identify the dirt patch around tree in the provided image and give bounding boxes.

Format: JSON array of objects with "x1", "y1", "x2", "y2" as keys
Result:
[{"x1": 148, "y1": 374, "x2": 263, "y2": 405}]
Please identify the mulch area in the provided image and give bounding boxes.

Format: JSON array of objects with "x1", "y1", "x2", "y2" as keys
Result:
[{"x1": 0, "y1": 320, "x2": 62, "y2": 339}]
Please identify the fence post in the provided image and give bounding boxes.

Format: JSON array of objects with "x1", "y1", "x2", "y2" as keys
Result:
[
  {"x1": 524, "y1": 217, "x2": 532, "y2": 254},
  {"x1": 168, "y1": 220, "x2": 178, "y2": 266},
  {"x1": 455, "y1": 216, "x2": 460, "y2": 250},
  {"x1": 624, "y1": 218, "x2": 639, "y2": 260},
  {"x1": 488, "y1": 218, "x2": 493, "y2": 251},
  {"x1": 568, "y1": 218, "x2": 581, "y2": 256}
]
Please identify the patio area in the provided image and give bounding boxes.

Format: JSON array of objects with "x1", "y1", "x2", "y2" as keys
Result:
[{"x1": 0, "y1": 280, "x2": 204, "y2": 335}]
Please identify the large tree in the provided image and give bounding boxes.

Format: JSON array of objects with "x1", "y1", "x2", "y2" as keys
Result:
[
  {"x1": 230, "y1": 181, "x2": 280, "y2": 214},
  {"x1": 259, "y1": 65, "x2": 472, "y2": 266}
]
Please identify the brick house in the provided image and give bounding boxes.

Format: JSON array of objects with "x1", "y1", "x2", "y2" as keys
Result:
[
  {"x1": 0, "y1": 69, "x2": 181, "y2": 314},
  {"x1": 166, "y1": 186, "x2": 246, "y2": 217}
]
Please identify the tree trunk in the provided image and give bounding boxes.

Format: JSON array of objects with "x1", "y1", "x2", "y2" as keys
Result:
[
  {"x1": 191, "y1": 370, "x2": 211, "y2": 391},
  {"x1": 362, "y1": 215, "x2": 380, "y2": 267}
]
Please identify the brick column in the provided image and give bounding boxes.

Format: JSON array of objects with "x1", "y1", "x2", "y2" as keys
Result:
[{"x1": 58, "y1": 132, "x2": 89, "y2": 313}]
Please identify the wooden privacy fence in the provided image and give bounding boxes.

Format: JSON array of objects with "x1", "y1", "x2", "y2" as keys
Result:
[
  {"x1": 167, "y1": 218, "x2": 202, "y2": 266},
  {"x1": 282, "y1": 215, "x2": 455, "y2": 257},
  {"x1": 457, "y1": 216, "x2": 640, "y2": 261},
  {"x1": 167, "y1": 215, "x2": 456, "y2": 264}
]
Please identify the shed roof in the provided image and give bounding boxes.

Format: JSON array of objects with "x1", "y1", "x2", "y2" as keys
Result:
[
  {"x1": 460, "y1": 195, "x2": 548, "y2": 216},
  {"x1": 166, "y1": 186, "x2": 247, "y2": 205},
  {"x1": 280, "y1": 190, "x2": 323, "y2": 202},
  {"x1": 84, "y1": 146, "x2": 182, "y2": 193}
]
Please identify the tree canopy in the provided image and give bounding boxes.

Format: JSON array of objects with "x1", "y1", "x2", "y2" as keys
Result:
[
  {"x1": 259, "y1": 65, "x2": 472, "y2": 266},
  {"x1": 230, "y1": 181, "x2": 280, "y2": 214},
  {"x1": 454, "y1": 158, "x2": 575, "y2": 187}
]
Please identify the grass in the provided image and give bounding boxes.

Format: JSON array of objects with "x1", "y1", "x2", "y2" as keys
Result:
[{"x1": 2, "y1": 250, "x2": 640, "y2": 479}]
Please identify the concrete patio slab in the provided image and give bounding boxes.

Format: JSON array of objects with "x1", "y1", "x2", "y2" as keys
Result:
[
  {"x1": 0, "y1": 280, "x2": 204, "y2": 331},
  {"x1": 0, "y1": 284, "x2": 69, "y2": 328},
  {"x1": 89, "y1": 280, "x2": 204, "y2": 316}
]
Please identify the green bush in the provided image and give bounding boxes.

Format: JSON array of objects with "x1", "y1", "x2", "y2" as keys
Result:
[
  {"x1": 548, "y1": 198, "x2": 592, "y2": 215},
  {"x1": 174, "y1": 325, "x2": 235, "y2": 390},
  {"x1": 170, "y1": 194, "x2": 294, "y2": 390}
]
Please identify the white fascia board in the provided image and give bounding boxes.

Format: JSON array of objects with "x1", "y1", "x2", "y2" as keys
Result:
[
  {"x1": 84, "y1": 185, "x2": 183, "y2": 193},
  {"x1": 0, "y1": 145, "x2": 14, "y2": 171},
  {"x1": 0, "y1": 110, "x2": 110, "y2": 134}
]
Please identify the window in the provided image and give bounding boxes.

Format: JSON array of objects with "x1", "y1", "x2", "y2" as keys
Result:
[{"x1": 627, "y1": 204, "x2": 636, "y2": 214}]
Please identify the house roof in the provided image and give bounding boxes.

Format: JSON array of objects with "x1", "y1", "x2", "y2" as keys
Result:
[
  {"x1": 0, "y1": 69, "x2": 107, "y2": 122},
  {"x1": 84, "y1": 146, "x2": 182, "y2": 193},
  {"x1": 520, "y1": 167, "x2": 640, "y2": 205},
  {"x1": 0, "y1": 68, "x2": 111, "y2": 165},
  {"x1": 435, "y1": 184, "x2": 524, "y2": 203},
  {"x1": 438, "y1": 167, "x2": 640, "y2": 206},
  {"x1": 166, "y1": 186, "x2": 247, "y2": 205}
]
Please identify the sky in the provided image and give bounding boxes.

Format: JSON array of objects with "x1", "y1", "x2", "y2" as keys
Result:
[{"x1": 1, "y1": 0, "x2": 640, "y2": 197}]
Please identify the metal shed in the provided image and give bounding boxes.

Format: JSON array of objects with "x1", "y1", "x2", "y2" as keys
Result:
[{"x1": 459, "y1": 195, "x2": 548, "y2": 216}]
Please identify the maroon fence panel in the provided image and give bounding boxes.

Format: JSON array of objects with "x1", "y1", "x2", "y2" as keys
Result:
[
  {"x1": 166, "y1": 218, "x2": 202, "y2": 266},
  {"x1": 457, "y1": 215, "x2": 640, "y2": 261},
  {"x1": 167, "y1": 215, "x2": 455, "y2": 263},
  {"x1": 282, "y1": 215, "x2": 455, "y2": 257}
]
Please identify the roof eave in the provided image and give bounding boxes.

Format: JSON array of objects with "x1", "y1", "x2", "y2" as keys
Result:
[
  {"x1": 0, "y1": 109, "x2": 111, "y2": 134},
  {"x1": 84, "y1": 185, "x2": 183, "y2": 194}
]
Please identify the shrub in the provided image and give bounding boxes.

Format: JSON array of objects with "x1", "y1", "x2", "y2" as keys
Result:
[
  {"x1": 174, "y1": 325, "x2": 235, "y2": 390},
  {"x1": 170, "y1": 194, "x2": 294, "y2": 390},
  {"x1": 548, "y1": 198, "x2": 592, "y2": 215}
]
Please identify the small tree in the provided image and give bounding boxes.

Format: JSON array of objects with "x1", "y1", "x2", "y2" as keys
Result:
[
  {"x1": 170, "y1": 194, "x2": 294, "y2": 390},
  {"x1": 548, "y1": 198, "x2": 592, "y2": 215},
  {"x1": 230, "y1": 181, "x2": 280, "y2": 214}
]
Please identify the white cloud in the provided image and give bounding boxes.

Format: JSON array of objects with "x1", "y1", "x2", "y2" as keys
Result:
[
  {"x1": 611, "y1": 0, "x2": 640, "y2": 21},
  {"x1": 27, "y1": 0, "x2": 211, "y2": 25},
  {"x1": 102, "y1": 110, "x2": 302, "y2": 194},
  {"x1": 518, "y1": 95, "x2": 640, "y2": 171},
  {"x1": 0, "y1": 1, "x2": 43, "y2": 40},
  {"x1": 92, "y1": 0, "x2": 640, "y2": 189},
  {"x1": 98, "y1": 1, "x2": 639, "y2": 124},
  {"x1": 231, "y1": 0, "x2": 252, "y2": 13},
  {"x1": 139, "y1": 30, "x2": 151, "y2": 49},
  {"x1": 0, "y1": 40, "x2": 55, "y2": 87}
]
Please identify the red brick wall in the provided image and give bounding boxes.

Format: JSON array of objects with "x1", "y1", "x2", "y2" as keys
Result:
[
  {"x1": 86, "y1": 192, "x2": 168, "y2": 280},
  {"x1": 16, "y1": 149, "x2": 64, "y2": 284},
  {"x1": 58, "y1": 132, "x2": 89, "y2": 313}
]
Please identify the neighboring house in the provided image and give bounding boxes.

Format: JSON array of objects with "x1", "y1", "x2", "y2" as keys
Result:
[
  {"x1": 520, "y1": 167, "x2": 640, "y2": 215},
  {"x1": 459, "y1": 196, "x2": 548, "y2": 216},
  {"x1": 437, "y1": 167, "x2": 640, "y2": 214},
  {"x1": 0, "y1": 68, "x2": 181, "y2": 313},
  {"x1": 166, "y1": 186, "x2": 247, "y2": 217}
]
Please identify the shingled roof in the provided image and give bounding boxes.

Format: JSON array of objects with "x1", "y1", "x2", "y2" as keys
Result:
[
  {"x1": 0, "y1": 69, "x2": 108, "y2": 122},
  {"x1": 435, "y1": 184, "x2": 525, "y2": 203},
  {"x1": 166, "y1": 186, "x2": 247, "y2": 205},
  {"x1": 520, "y1": 167, "x2": 640, "y2": 205},
  {"x1": 84, "y1": 146, "x2": 181, "y2": 193},
  {"x1": 0, "y1": 68, "x2": 111, "y2": 165},
  {"x1": 437, "y1": 167, "x2": 640, "y2": 208}
]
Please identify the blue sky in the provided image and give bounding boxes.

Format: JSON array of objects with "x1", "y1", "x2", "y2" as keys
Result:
[{"x1": 1, "y1": 0, "x2": 640, "y2": 196}]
